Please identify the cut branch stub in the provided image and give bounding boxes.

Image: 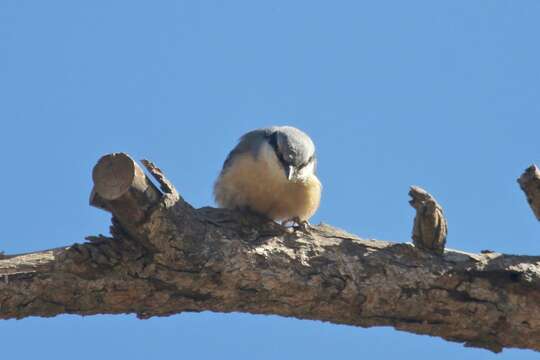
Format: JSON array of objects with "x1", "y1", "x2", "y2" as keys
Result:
[
  {"x1": 517, "y1": 164, "x2": 540, "y2": 221},
  {"x1": 409, "y1": 186, "x2": 448, "y2": 254},
  {"x1": 90, "y1": 153, "x2": 162, "y2": 234}
]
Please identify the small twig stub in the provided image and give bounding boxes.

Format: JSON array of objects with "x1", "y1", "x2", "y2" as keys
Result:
[
  {"x1": 517, "y1": 164, "x2": 540, "y2": 221},
  {"x1": 140, "y1": 159, "x2": 180, "y2": 201},
  {"x1": 409, "y1": 186, "x2": 448, "y2": 254}
]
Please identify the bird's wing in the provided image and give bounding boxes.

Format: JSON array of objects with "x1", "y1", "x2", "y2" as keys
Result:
[{"x1": 221, "y1": 128, "x2": 275, "y2": 170}]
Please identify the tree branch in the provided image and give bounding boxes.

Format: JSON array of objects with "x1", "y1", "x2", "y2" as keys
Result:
[{"x1": 1, "y1": 153, "x2": 540, "y2": 353}]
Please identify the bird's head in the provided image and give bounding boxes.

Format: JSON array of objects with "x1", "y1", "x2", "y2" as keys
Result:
[{"x1": 269, "y1": 126, "x2": 317, "y2": 182}]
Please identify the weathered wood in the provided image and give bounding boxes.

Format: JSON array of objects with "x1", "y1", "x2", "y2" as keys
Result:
[
  {"x1": 90, "y1": 153, "x2": 166, "y2": 247},
  {"x1": 409, "y1": 186, "x2": 448, "y2": 254},
  {"x1": 91, "y1": 153, "x2": 162, "y2": 218},
  {"x1": 1, "y1": 153, "x2": 540, "y2": 354},
  {"x1": 140, "y1": 159, "x2": 179, "y2": 201},
  {"x1": 518, "y1": 164, "x2": 540, "y2": 221}
]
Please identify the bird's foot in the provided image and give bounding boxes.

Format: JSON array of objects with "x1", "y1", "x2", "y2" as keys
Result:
[{"x1": 282, "y1": 217, "x2": 312, "y2": 233}]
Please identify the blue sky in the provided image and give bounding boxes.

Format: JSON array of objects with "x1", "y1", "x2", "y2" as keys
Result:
[{"x1": 1, "y1": 1, "x2": 539, "y2": 359}]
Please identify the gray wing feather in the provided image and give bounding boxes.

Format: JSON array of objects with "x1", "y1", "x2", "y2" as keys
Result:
[{"x1": 221, "y1": 128, "x2": 275, "y2": 170}]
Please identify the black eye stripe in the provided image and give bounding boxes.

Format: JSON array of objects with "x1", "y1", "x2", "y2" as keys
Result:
[
  {"x1": 268, "y1": 132, "x2": 290, "y2": 168},
  {"x1": 268, "y1": 131, "x2": 279, "y2": 151}
]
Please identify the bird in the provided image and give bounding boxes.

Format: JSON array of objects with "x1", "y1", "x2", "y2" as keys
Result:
[{"x1": 214, "y1": 126, "x2": 321, "y2": 226}]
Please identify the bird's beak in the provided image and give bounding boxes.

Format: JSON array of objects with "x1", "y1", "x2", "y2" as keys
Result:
[{"x1": 287, "y1": 165, "x2": 295, "y2": 181}]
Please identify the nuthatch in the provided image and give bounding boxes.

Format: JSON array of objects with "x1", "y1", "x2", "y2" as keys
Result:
[{"x1": 214, "y1": 126, "x2": 322, "y2": 224}]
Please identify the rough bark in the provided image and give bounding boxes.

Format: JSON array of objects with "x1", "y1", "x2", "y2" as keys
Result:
[
  {"x1": 518, "y1": 164, "x2": 540, "y2": 221},
  {"x1": 409, "y1": 186, "x2": 448, "y2": 254},
  {"x1": 1, "y1": 153, "x2": 540, "y2": 353}
]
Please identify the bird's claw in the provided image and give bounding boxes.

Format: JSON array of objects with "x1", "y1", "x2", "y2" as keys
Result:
[{"x1": 282, "y1": 217, "x2": 312, "y2": 233}]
